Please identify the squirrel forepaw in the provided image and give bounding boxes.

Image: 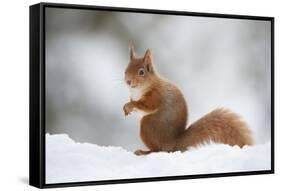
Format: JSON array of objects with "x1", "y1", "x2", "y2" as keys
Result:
[{"x1": 123, "y1": 102, "x2": 134, "y2": 116}]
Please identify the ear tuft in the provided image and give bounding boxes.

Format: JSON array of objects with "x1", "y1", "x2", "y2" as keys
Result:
[
  {"x1": 143, "y1": 49, "x2": 152, "y2": 63},
  {"x1": 129, "y1": 45, "x2": 135, "y2": 60},
  {"x1": 144, "y1": 49, "x2": 152, "y2": 60},
  {"x1": 143, "y1": 49, "x2": 153, "y2": 72}
]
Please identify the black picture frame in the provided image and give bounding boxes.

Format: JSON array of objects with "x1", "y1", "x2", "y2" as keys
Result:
[{"x1": 29, "y1": 2, "x2": 275, "y2": 189}]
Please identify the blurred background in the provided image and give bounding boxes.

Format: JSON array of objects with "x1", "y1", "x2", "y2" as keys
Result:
[{"x1": 45, "y1": 7, "x2": 271, "y2": 151}]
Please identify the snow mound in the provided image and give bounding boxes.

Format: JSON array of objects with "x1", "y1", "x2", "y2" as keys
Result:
[{"x1": 46, "y1": 134, "x2": 271, "y2": 184}]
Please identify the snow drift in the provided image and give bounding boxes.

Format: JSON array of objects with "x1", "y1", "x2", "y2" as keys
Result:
[{"x1": 46, "y1": 134, "x2": 271, "y2": 184}]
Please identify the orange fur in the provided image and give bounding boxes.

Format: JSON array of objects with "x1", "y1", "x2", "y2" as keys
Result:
[
  {"x1": 123, "y1": 48, "x2": 254, "y2": 155},
  {"x1": 175, "y1": 108, "x2": 254, "y2": 151}
]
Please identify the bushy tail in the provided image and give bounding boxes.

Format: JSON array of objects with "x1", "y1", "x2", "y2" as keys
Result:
[{"x1": 176, "y1": 108, "x2": 254, "y2": 151}]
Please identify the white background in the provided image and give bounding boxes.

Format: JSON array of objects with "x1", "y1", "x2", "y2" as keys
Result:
[{"x1": 0, "y1": 0, "x2": 279, "y2": 190}]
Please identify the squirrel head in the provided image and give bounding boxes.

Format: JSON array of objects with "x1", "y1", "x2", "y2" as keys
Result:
[{"x1": 124, "y1": 47, "x2": 156, "y2": 89}]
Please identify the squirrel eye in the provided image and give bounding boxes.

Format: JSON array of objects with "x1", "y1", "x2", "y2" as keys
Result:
[{"x1": 138, "y1": 68, "x2": 145, "y2": 76}]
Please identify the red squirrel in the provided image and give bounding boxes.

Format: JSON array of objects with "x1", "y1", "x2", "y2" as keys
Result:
[{"x1": 123, "y1": 47, "x2": 254, "y2": 156}]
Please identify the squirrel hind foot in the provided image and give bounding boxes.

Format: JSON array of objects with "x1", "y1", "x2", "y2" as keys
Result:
[{"x1": 134, "y1": 149, "x2": 153, "y2": 156}]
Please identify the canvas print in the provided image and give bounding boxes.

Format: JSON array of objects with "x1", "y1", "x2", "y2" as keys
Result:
[{"x1": 44, "y1": 6, "x2": 272, "y2": 184}]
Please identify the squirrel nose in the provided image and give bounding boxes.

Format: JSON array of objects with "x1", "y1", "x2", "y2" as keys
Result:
[{"x1": 126, "y1": 80, "x2": 131, "y2": 85}]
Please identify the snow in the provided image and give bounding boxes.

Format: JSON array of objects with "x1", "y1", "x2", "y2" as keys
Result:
[{"x1": 46, "y1": 134, "x2": 271, "y2": 184}]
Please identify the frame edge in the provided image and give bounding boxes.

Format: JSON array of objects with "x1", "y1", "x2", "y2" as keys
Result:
[{"x1": 29, "y1": 3, "x2": 44, "y2": 188}]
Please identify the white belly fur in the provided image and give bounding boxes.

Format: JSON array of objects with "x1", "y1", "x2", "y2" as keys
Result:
[
  {"x1": 130, "y1": 87, "x2": 143, "y2": 101},
  {"x1": 130, "y1": 87, "x2": 151, "y2": 118}
]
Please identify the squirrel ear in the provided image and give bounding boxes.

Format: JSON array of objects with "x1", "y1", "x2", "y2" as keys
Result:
[
  {"x1": 144, "y1": 49, "x2": 151, "y2": 59},
  {"x1": 143, "y1": 49, "x2": 152, "y2": 63},
  {"x1": 143, "y1": 49, "x2": 153, "y2": 72},
  {"x1": 129, "y1": 46, "x2": 135, "y2": 60}
]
